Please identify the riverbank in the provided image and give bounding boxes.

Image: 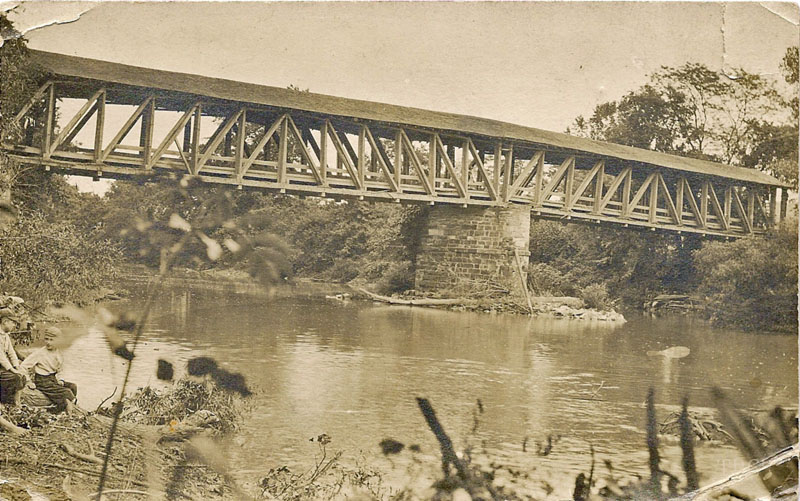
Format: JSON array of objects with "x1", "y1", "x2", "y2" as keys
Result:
[
  {"x1": 356, "y1": 288, "x2": 627, "y2": 322},
  {"x1": 0, "y1": 379, "x2": 244, "y2": 500}
]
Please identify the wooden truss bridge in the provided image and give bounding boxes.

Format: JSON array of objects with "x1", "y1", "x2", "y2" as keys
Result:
[{"x1": 4, "y1": 51, "x2": 791, "y2": 239}]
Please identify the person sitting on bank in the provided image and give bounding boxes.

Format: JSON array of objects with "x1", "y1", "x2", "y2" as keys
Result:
[
  {"x1": 20, "y1": 327, "x2": 78, "y2": 413},
  {"x1": 0, "y1": 314, "x2": 26, "y2": 406}
]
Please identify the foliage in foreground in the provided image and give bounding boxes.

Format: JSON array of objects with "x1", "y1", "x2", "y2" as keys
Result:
[{"x1": 107, "y1": 378, "x2": 249, "y2": 434}]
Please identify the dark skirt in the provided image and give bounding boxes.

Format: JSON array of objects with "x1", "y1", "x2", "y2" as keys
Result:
[
  {"x1": 0, "y1": 368, "x2": 24, "y2": 404},
  {"x1": 33, "y1": 373, "x2": 77, "y2": 412}
]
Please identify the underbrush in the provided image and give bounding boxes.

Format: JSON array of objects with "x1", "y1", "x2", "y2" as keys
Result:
[{"x1": 101, "y1": 378, "x2": 249, "y2": 434}]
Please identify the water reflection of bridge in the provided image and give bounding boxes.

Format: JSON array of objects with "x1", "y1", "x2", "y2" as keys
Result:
[{"x1": 6, "y1": 50, "x2": 789, "y2": 240}]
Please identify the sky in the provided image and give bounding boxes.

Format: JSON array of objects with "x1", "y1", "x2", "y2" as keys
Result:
[{"x1": 3, "y1": 1, "x2": 799, "y2": 193}]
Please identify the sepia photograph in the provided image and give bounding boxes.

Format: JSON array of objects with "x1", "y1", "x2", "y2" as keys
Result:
[{"x1": 0, "y1": 1, "x2": 797, "y2": 499}]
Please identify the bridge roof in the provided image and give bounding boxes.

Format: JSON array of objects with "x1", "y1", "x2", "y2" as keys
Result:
[{"x1": 29, "y1": 50, "x2": 788, "y2": 188}]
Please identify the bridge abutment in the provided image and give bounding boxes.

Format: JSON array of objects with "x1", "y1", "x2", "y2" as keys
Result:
[{"x1": 415, "y1": 205, "x2": 531, "y2": 296}]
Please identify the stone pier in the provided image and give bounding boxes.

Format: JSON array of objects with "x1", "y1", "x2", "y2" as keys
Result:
[{"x1": 414, "y1": 205, "x2": 531, "y2": 295}]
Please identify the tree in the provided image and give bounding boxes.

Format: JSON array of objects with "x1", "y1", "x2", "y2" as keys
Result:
[{"x1": 568, "y1": 61, "x2": 788, "y2": 169}]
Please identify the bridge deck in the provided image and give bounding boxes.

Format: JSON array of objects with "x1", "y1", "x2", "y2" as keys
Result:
[{"x1": 4, "y1": 50, "x2": 790, "y2": 239}]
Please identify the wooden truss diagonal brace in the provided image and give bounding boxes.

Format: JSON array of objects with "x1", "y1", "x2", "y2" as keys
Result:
[
  {"x1": 12, "y1": 81, "x2": 53, "y2": 125},
  {"x1": 325, "y1": 120, "x2": 363, "y2": 190},
  {"x1": 99, "y1": 95, "x2": 155, "y2": 162},
  {"x1": 706, "y1": 181, "x2": 729, "y2": 230},
  {"x1": 146, "y1": 102, "x2": 201, "y2": 170},
  {"x1": 363, "y1": 127, "x2": 399, "y2": 193},
  {"x1": 48, "y1": 88, "x2": 106, "y2": 156},
  {"x1": 539, "y1": 156, "x2": 574, "y2": 204},
  {"x1": 566, "y1": 160, "x2": 603, "y2": 210},
  {"x1": 285, "y1": 115, "x2": 324, "y2": 184},
  {"x1": 240, "y1": 114, "x2": 284, "y2": 176},
  {"x1": 466, "y1": 139, "x2": 499, "y2": 200},
  {"x1": 624, "y1": 171, "x2": 656, "y2": 218},
  {"x1": 681, "y1": 178, "x2": 705, "y2": 228},
  {"x1": 657, "y1": 173, "x2": 681, "y2": 225},
  {"x1": 507, "y1": 151, "x2": 544, "y2": 201},
  {"x1": 196, "y1": 109, "x2": 245, "y2": 174},
  {"x1": 399, "y1": 129, "x2": 434, "y2": 195},
  {"x1": 433, "y1": 134, "x2": 466, "y2": 198},
  {"x1": 731, "y1": 187, "x2": 752, "y2": 233}
]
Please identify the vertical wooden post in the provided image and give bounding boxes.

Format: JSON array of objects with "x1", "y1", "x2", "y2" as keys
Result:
[
  {"x1": 277, "y1": 116, "x2": 288, "y2": 184},
  {"x1": 592, "y1": 161, "x2": 604, "y2": 213},
  {"x1": 493, "y1": 142, "x2": 502, "y2": 197},
  {"x1": 93, "y1": 91, "x2": 105, "y2": 161},
  {"x1": 502, "y1": 144, "x2": 513, "y2": 202},
  {"x1": 747, "y1": 189, "x2": 755, "y2": 229},
  {"x1": 700, "y1": 181, "x2": 709, "y2": 226},
  {"x1": 319, "y1": 121, "x2": 328, "y2": 185},
  {"x1": 564, "y1": 158, "x2": 575, "y2": 208},
  {"x1": 43, "y1": 83, "x2": 55, "y2": 159},
  {"x1": 675, "y1": 176, "x2": 684, "y2": 225},
  {"x1": 779, "y1": 187, "x2": 788, "y2": 222},
  {"x1": 769, "y1": 187, "x2": 777, "y2": 225},
  {"x1": 394, "y1": 130, "x2": 403, "y2": 191},
  {"x1": 234, "y1": 110, "x2": 246, "y2": 183},
  {"x1": 223, "y1": 129, "x2": 233, "y2": 158},
  {"x1": 358, "y1": 126, "x2": 366, "y2": 190},
  {"x1": 190, "y1": 105, "x2": 201, "y2": 174},
  {"x1": 533, "y1": 153, "x2": 544, "y2": 207},
  {"x1": 140, "y1": 99, "x2": 154, "y2": 168},
  {"x1": 428, "y1": 134, "x2": 437, "y2": 194},
  {"x1": 648, "y1": 172, "x2": 659, "y2": 223},
  {"x1": 723, "y1": 186, "x2": 732, "y2": 225},
  {"x1": 183, "y1": 120, "x2": 192, "y2": 152},
  {"x1": 621, "y1": 168, "x2": 631, "y2": 216},
  {"x1": 461, "y1": 140, "x2": 470, "y2": 199}
]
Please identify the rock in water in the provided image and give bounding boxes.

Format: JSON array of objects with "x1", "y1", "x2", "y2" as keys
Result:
[{"x1": 646, "y1": 346, "x2": 690, "y2": 359}]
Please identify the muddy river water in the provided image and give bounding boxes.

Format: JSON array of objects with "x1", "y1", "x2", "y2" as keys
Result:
[{"x1": 58, "y1": 278, "x2": 797, "y2": 497}]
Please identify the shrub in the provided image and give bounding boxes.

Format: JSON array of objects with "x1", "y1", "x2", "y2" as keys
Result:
[
  {"x1": 527, "y1": 262, "x2": 567, "y2": 296},
  {"x1": 580, "y1": 283, "x2": 612, "y2": 310},
  {"x1": 693, "y1": 218, "x2": 798, "y2": 332},
  {"x1": 372, "y1": 261, "x2": 414, "y2": 294},
  {"x1": 0, "y1": 212, "x2": 120, "y2": 308}
]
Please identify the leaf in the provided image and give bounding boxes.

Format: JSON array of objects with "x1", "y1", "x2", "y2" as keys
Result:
[
  {"x1": 168, "y1": 213, "x2": 191, "y2": 232},
  {"x1": 222, "y1": 238, "x2": 241, "y2": 253},
  {"x1": 187, "y1": 357, "x2": 217, "y2": 376},
  {"x1": 197, "y1": 232, "x2": 222, "y2": 261},
  {"x1": 156, "y1": 359, "x2": 174, "y2": 381}
]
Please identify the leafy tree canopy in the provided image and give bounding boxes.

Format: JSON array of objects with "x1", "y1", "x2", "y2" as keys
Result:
[{"x1": 568, "y1": 51, "x2": 798, "y2": 188}]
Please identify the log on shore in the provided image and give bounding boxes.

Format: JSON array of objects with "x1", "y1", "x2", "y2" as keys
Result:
[{"x1": 357, "y1": 289, "x2": 477, "y2": 307}]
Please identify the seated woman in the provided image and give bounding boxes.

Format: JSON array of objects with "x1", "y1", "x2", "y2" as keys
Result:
[
  {"x1": 0, "y1": 314, "x2": 26, "y2": 406},
  {"x1": 20, "y1": 327, "x2": 78, "y2": 413}
]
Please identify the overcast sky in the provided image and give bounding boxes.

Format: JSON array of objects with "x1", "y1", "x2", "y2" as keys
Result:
[{"x1": 6, "y1": 1, "x2": 798, "y2": 134}]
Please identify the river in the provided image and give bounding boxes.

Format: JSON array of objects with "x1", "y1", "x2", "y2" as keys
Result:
[{"x1": 57, "y1": 277, "x2": 797, "y2": 497}]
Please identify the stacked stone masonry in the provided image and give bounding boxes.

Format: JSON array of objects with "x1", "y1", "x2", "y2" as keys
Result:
[{"x1": 415, "y1": 205, "x2": 531, "y2": 294}]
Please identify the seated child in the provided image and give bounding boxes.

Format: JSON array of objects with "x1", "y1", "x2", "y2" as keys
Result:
[
  {"x1": 0, "y1": 314, "x2": 26, "y2": 405},
  {"x1": 21, "y1": 327, "x2": 78, "y2": 413}
]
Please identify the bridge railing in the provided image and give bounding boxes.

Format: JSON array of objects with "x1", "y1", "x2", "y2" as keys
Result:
[{"x1": 4, "y1": 79, "x2": 788, "y2": 239}]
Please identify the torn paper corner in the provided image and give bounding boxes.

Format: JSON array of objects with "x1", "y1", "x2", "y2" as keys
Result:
[{"x1": 759, "y1": 2, "x2": 800, "y2": 26}]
